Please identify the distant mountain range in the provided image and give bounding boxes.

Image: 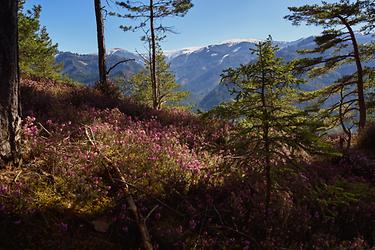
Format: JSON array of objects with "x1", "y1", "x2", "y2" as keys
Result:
[
  {"x1": 56, "y1": 34, "x2": 374, "y2": 110},
  {"x1": 55, "y1": 49, "x2": 143, "y2": 85}
]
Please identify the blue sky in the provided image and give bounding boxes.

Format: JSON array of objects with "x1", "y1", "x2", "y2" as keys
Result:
[{"x1": 24, "y1": 0, "x2": 336, "y2": 54}]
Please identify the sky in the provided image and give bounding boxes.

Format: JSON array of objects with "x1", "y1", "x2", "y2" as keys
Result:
[{"x1": 24, "y1": 0, "x2": 337, "y2": 54}]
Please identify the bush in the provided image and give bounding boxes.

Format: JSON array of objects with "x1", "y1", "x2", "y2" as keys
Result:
[{"x1": 357, "y1": 124, "x2": 375, "y2": 150}]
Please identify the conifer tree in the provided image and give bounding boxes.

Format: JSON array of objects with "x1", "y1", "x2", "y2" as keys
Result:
[
  {"x1": 363, "y1": 0, "x2": 375, "y2": 32},
  {"x1": 285, "y1": 0, "x2": 375, "y2": 135},
  {"x1": 113, "y1": 0, "x2": 193, "y2": 109},
  {"x1": 129, "y1": 49, "x2": 188, "y2": 109},
  {"x1": 18, "y1": 0, "x2": 61, "y2": 79},
  {"x1": 211, "y1": 38, "x2": 331, "y2": 215}
]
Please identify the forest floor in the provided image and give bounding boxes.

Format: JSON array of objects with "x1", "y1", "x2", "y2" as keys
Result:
[{"x1": 0, "y1": 77, "x2": 374, "y2": 249}]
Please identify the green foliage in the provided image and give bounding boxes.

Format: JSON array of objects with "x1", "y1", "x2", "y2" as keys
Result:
[
  {"x1": 285, "y1": 0, "x2": 375, "y2": 138},
  {"x1": 113, "y1": 0, "x2": 193, "y2": 34},
  {"x1": 127, "y1": 49, "x2": 189, "y2": 109},
  {"x1": 19, "y1": 0, "x2": 62, "y2": 79},
  {"x1": 210, "y1": 38, "x2": 334, "y2": 163},
  {"x1": 364, "y1": 1, "x2": 375, "y2": 33},
  {"x1": 112, "y1": 0, "x2": 193, "y2": 109}
]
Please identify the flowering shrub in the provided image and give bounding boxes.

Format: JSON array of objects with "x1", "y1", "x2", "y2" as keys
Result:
[{"x1": 0, "y1": 77, "x2": 374, "y2": 249}]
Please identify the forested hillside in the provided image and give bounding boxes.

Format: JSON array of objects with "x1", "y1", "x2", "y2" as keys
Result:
[
  {"x1": 0, "y1": 0, "x2": 375, "y2": 249},
  {"x1": 55, "y1": 34, "x2": 374, "y2": 110}
]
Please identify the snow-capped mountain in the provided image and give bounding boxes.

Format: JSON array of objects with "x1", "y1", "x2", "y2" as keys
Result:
[
  {"x1": 166, "y1": 38, "x2": 297, "y2": 105},
  {"x1": 55, "y1": 34, "x2": 374, "y2": 109},
  {"x1": 165, "y1": 34, "x2": 373, "y2": 109}
]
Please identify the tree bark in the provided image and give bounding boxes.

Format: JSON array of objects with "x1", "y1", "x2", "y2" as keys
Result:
[
  {"x1": 338, "y1": 15, "x2": 367, "y2": 132},
  {"x1": 94, "y1": 0, "x2": 108, "y2": 91},
  {"x1": 149, "y1": 0, "x2": 159, "y2": 109},
  {"x1": 0, "y1": 0, "x2": 21, "y2": 167}
]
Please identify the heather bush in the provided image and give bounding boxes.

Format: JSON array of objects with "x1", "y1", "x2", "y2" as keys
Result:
[
  {"x1": 0, "y1": 78, "x2": 374, "y2": 249},
  {"x1": 357, "y1": 124, "x2": 375, "y2": 150}
]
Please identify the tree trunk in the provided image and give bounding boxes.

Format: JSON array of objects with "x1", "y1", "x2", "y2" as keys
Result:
[
  {"x1": 94, "y1": 0, "x2": 108, "y2": 92},
  {"x1": 259, "y1": 43, "x2": 271, "y2": 217},
  {"x1": 149, "y1": 0, "x2": 159, "y2": 109},
  {"x1": 339, "y1": 16, "x2": 367, "y2": 132},
  {"x1": 0, "y1": 0, "x2": 21, "y2": 167}
]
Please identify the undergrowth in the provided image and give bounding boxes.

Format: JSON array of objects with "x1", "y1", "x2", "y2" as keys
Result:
[{"x1": 0, "y1": 77, "x2": 374, "y2": 249}]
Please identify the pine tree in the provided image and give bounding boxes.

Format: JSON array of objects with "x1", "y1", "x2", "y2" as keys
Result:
[
  {"x1": 285, "y1": 0, "x2": 375, "y2": 136},
  {"x1": 112, "y1": 0, "x2": 193, "y2": 109},
  {"x1": 0, "y1": 0, "x2": 21, "y2": 166},
  {"x1": 363, "y1": 0, "x2": 375, "y2": 32},
  {"x1": 210, "y1": 38, "x2": 332, "y2": 215},
  {"x1": 129, "y1": 49, "x2": 188, "y2": 109},
  {"x1": 94, "y1": 0, "x2": 108, "y2": 92},
  {"x1": 18, "y1": 0, "x2": 61, "y2": 79}
]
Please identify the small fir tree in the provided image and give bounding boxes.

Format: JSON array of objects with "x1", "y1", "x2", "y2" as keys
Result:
[
  {"x1": 18, "y1": 0, "x2": 62, "y2": 79},
  {"x1": 112, "y1": 0, "x2": 193, "y2": 109},
  {"x1": 210, "y1": 38, "x2": 333, "y2": 215},
  {"x1": 129, "y1": 49, "x2": 188, "y2": 109}
]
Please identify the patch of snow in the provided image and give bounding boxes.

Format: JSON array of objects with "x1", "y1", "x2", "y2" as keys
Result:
[
  {"x1": 78, "y1": 60, "x2": 88, "y2": 66},
  {"x1": 277, "y1": 37, "x2": 306, "y2": 49},
  {"x1": 108, "y1": 48, "x2": 125, "y2": 55},
  {"x1": 220, "y1": 54, "x2": 229, "y2": 64},
  {"x1": 211, "y1": 53, "x2": 218, "y2": 57},
  {"x1": 232, "y1": 47, "x2": 241, "y2": 53},
  {"x1": 220, "y1": 38, "x2": 263, "y2": 47},
  {"x1": 165, "y1": 46, "x2": 205, "y2": 60}
]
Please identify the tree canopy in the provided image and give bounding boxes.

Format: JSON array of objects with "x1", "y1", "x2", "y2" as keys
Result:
[
  {"x1": 19, "y1": 0, "x2": 62, "y2": 79},
  {"x1": 129, "y1": 49, "x2": 188, "y2": 109},
  {"x1": 285, "y1": 0, "x2": 375, "y2": 138}
]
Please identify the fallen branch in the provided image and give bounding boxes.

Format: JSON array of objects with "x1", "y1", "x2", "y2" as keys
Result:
[
  {"x1": 145, "y1": 205, "x2": 159, "y2": 223},
  {"x1": 84, "y1": 129, "x2": 153, "y2": 249},
  {"x1": 38, "y1": 122, "x2": 52, "y2": 136},
  {"x1": 13, "y1": 170, "x2": 22, "y2": 183},
  {"x1": 112, "y1": 175, "x2": 185, "y2": 217},
  {"x1": 111, "y1": 162, "x2": 153, "y2": 250},
  {"x1": 126, "y1": 195, "x2": 153, "y2": 250}
]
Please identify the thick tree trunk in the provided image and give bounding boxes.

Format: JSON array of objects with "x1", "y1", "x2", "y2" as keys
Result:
[
  {"x1": 94, "y1": 0, "x2": 108, "y2": 91},
  {"x1": 0, "y1": 0, "x2": 21, "y2": 167},
  {"x1": 149, "y1": 0, "x2": 159, "y2": 109},
  {"x1": 339, "y1": 16, "x2": 367, "y2": 132}
]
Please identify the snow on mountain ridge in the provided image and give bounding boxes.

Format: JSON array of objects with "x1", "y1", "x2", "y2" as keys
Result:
[
  {"x1": 219, "y1": 38, "x2": 263, "y2": 46},
  {"x1": 165, "y1": 46, "x2": 205, "y2": 60},
  {"x1": 165, "y1": 38, "x2": 285, "y2": 60}
]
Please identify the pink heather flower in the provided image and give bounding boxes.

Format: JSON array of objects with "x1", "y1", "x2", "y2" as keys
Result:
[
  {"x1": 58, "y1": 222, "x2": 68, "y2": 233},
  {"x1": 176, "y1": 225, "x2": 183, "y2": 234},
  {"x1": 149, "y1": 156, "x2": 158, "y2": 161},
  {"x1": 189, "y1": 220, "x2": 197, "y2": 230}
]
